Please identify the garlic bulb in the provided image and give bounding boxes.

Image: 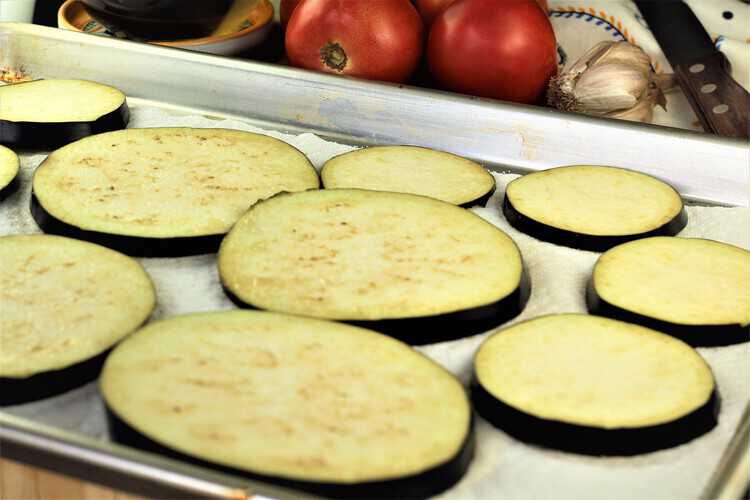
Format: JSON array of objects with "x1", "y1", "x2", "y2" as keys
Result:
[{"x1": 548, "y1": 41, "x2": 669, "y2": 123}]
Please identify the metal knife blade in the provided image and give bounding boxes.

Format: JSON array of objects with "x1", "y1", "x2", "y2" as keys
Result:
[
  {"x1": 636, "y1": 0, "x2": 714, "y2": 67},
  {"x1": 635, "y1": 0, "x2": 750, "y2": 139}
]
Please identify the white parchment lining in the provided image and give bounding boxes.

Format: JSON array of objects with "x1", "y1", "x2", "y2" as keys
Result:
[{"x1": 1, "y1": 104, "x2": 748, "y2": 500}]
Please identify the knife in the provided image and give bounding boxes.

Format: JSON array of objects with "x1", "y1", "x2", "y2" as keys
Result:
[{"x1": 635, "y1": 0, "x2": 750, "y2": 139}]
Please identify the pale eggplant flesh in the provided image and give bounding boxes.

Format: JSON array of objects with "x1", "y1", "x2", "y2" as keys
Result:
[
  {"x1": 0, "y1": 145, "x2": 20, "y2": 201},
  {"x1": 0, "y1": 235, "x2": 156, "y2": 405},
  {"x1": 472, "y1": 379, "x2": 719, "y2": 456},
  {"x1": 502, "y1": 165, "x2": 687, "y2": 252},
  {"x1": 101, "y1": 311, "x2": 474, "y2": 498},
  {"x1": 219, "y1": 189, "x2": 529, "y2": 344},
  {"x1": 472, "y1": 314, "x2": 719, "y2": 455},
  {"x1": 587, "y1": 237, "x2": 750, "y2": 346},
  {"x1": 503, "y1": 195, "x2": 688, "y2": 252},
  {"x1": 106, "y1": 407, "x2": 475, "y2": 499},
  {"x1": 30, "y1": 192, "x2": 224, "y2": 257},
  {"x1": 222, "y1": 268, "x2": 530, "y2": 344},
  {"x1": 321, "y1": 145, "x2": 497, "y2": 207},
  {"x1": 0, "y1": 79, "x2": 130, "y2": 149},
  {"x1": 31, "y1": 128, "x2": 319, "y2": 256}
]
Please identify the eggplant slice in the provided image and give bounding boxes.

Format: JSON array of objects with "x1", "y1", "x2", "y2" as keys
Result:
[
  {"x1": 321, "y1": 145, "x2": 496, "y2": 207},
  {"x1": 503, "y1": 165, "x2": 687, "y2": 251},
  {"x1": 101, "y1": 310, "x2": 474, "y2": 498},
  {"x1": 0, "y1": 79, "x2": 129, "y2": 149},
  {"x1": 31, "y1": 128, "x2": 319, "y2": 256},
  {"x1": 588, "y1": 237, "x2": 750, "y2": 346},
  {"x1": 0, "y1": 235, "x2": 155, "y2": 405},
  {"x1": 219, "y1": 189, "x2": 529, "y2": 344},
  {"x1": 0, "y1": 145, "x2": 20, "y2": 201},
  {"x1": 472, "y1": 314, "x2": 718, "y2": 455}
]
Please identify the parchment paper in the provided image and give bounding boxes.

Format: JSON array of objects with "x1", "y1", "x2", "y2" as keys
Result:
[{"x1": 1, "y1": 104, "x2": 748, "y2": 500}]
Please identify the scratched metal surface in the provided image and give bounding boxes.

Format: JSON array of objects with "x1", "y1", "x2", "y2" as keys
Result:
[{"x1": 1, "y1": 23, "x2": 748, "y2": 207}]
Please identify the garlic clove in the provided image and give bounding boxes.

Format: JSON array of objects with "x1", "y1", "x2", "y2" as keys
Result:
[
  {"x1": 594, "y1": 42, "x2": 652, "y2": 78},
  {"x1": 573, "y1": 63, "x2": 648, "y2": 113},
  {"x1": 607, "y1": 94, "x2": 656, "y2": 123},
  {"x1": 565, "y1": 41, "x2": 614, "y2": 77},
  {"x1": 548, "y1": 40, "x2": 671, "y2": 123}
]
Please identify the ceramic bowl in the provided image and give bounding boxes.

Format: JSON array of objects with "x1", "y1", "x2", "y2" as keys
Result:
[
  {"x1": 57, "y1": 0, "x2": 274, "y2": 56},
  {"x1": 77, "y1": 0, "x2": 236, "y2": 40}
]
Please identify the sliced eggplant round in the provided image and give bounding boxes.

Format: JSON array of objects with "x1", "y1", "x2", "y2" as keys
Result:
[
  {"x1": 0, "y1": 79, "x2": 129, "y2": 149},
  {"x1": 219, "y1": 189, "x2": 529, "y2": 344},
  {"x1": 587, "y1": 237, "x2": 750, "y2": 346},
  {"x1": 0, "y1": 145, "x2": 20, "y2": 201},
  {"x1": 101, "y1": 310, "x2": 473, "y2": 498},
  {"x1": 31, "y1": 128, "x2": 319, "y2": 256},
  {"x1": 0, "y1": 234, "x2": 155, "y2": 405},
  {"x1": 503, "y1": 165, "x2": 687, "y2": 251},
  {"x1": 472, "y1": 314, "x2": 718, "y2": 455},
  {"x1": 320, "y1": 146, "x2": 496, "y2": 207}
]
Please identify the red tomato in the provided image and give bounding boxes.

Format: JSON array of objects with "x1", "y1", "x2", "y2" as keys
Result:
[
  {"x1": 280, "y1": 0, "x2": 301, "y2": 29},
  {"x1": 427, "y1": 0, "x2": 557, "y2": 103},
  {"x1": 285, "y1": 0, "x2": 424, "y2": 83},
  {"x1": 416, "y1": 0, "x2": 547, "y2": 27},
  {"x1": 415, "y1": 0, "x2": 456, "y2": 27}
]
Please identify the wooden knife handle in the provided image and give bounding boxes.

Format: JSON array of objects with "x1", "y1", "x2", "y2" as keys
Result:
[{"x1": 675, "y1": 51, "x2": 750, "y2": 139}]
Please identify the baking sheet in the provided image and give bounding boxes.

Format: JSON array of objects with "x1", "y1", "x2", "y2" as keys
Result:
[{"x1": 1, "y1": 102, "x2": 748, "y2": 499}]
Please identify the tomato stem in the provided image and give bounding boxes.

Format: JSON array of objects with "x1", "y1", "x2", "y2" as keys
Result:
[{"x1": 320, "y1": 42, "x2": 348, "y2": 71}]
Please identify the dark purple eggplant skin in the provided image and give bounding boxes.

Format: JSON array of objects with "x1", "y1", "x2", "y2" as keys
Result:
[
  {"x1": 0, "y1": 103, "x2": 130, "y2": 150},
  {"x1": 0, "y1": 174, "x2": 20, "y2": 202},
  {"x1": 321, "y1": 180, "x2": 495, "y2": 209},
  {"x1": 457, "y1": 184, "x2": 495, "y2": 209},
  {"x1": 223, "y1": 267, "x2": 530, "y2": 345},
  {"x1": 0, "y1": 349, "x2": 111, "y2": 406},
  {"x1": 105, "y1": 405, "x2": 475, "y2": 499},
  {"x1": 586, "y1": 278, "x2": 750, "y2": 347},
  {"x1": 31, "y1": 192, "x2": 222, "y2": 257},
  {"x1": 471, "y1": 378, "x2": 720, "y2": 456},
  {"x1": 1, "y1": 305, "x2": 152, "y2": 406},
  {"x1": 501, "y1": 194, "x2": 688, "y2": 252}
]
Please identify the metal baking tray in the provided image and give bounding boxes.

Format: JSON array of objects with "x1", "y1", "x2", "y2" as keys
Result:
[
  {"x1": 1, "y1": 23, "x2": 749, "y2": 500},
  {"x1": 1, "y1": 23, "x2": 748, "y2": 207}
]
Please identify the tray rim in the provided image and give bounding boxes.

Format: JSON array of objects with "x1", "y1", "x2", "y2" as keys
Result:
[
  {"x1": 0, "y1": 412, "x2": 315, "y2": 499},
  {"x1": 2, "y1": 22, "x2": 748, "y2": 207}
]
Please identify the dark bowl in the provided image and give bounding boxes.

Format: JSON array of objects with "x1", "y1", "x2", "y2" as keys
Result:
[{"x1": 78, "y1": 0, "x2": 235, "y2": 40}]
